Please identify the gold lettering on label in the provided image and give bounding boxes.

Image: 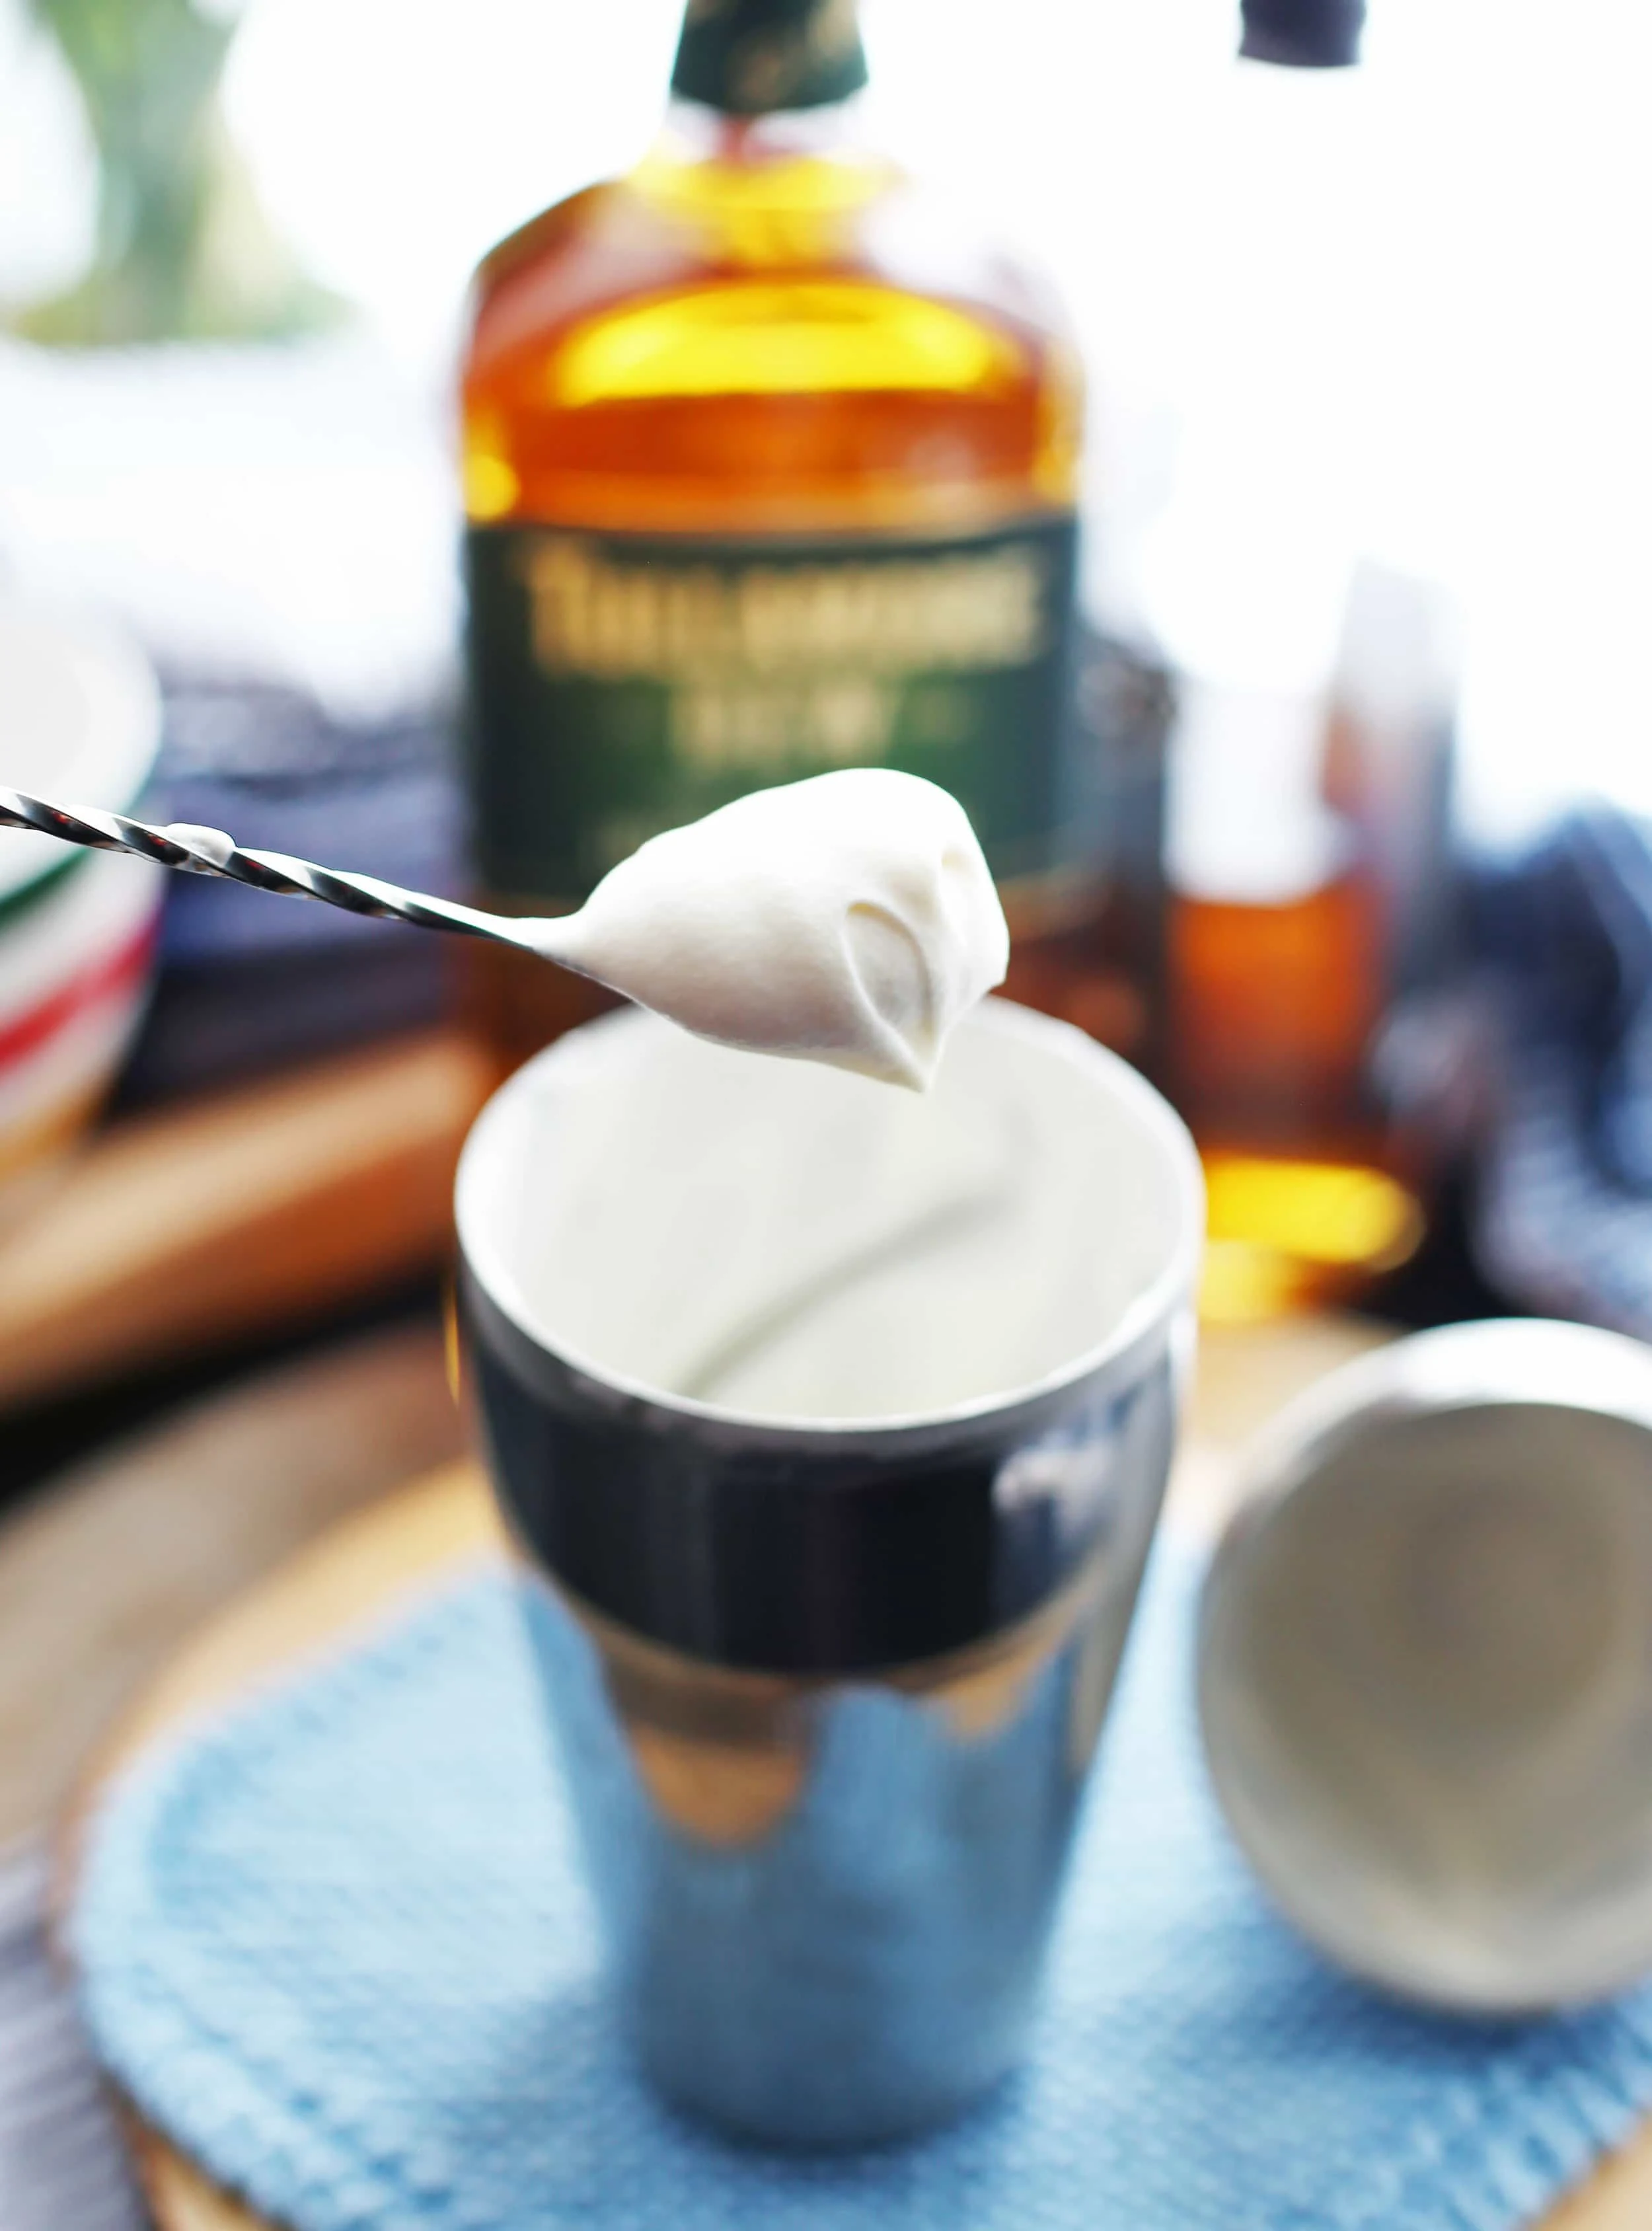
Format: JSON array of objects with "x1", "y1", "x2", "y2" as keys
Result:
[
  {"x1": 517, "y1": 535, "x2": 1047, "y2": 683},
  {"x1": 671, "y1": 678, "x2": 897, "y2": 772},
  {"x1": 673, "y1": 684, "x2": 788, "y2": 771},
  {"x1": 809, "y1": 677, "x2": 894, "y2": 763}
]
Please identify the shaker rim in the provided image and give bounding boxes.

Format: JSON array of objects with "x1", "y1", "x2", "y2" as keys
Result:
[{"x1": 456, "y1": 996, "x2": 1205, "y2": 1449}]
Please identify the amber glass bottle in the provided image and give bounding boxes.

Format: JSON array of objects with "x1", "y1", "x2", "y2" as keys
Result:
[{"x1": 457, "y1": 0, "x2": 1152, "y2": 1067}]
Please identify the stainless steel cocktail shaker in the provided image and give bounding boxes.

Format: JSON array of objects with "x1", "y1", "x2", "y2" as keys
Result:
[
  {"x1": 457, "y1": 1001, "x2": 1203, "y2": 2145},
  {"x1": 1200, "y1": 1318, "x2": 1652, "y2": 2016}
]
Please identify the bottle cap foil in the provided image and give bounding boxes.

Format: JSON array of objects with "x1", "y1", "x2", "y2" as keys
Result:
[{"x1": 1199, "y1": 1318, "x2": 1652, "y2": 2013}]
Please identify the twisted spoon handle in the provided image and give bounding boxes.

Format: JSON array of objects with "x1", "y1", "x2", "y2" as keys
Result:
[{"x1": 0, "y1": 786, "x2": 562, "y2": 959}]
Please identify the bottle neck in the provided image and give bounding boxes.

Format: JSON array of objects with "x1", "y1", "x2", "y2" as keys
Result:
[
  {"x1": 669, "y1": 0, "x2": 868, "y2": 122},
  {"x1": 655, "y1": 91, "x2": 872, "y2": 169}
]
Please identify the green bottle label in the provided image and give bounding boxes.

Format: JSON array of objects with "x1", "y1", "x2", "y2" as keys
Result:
[
  {"x1": 463, "y1": 515, "x2": 1081, "y2": 904},
  {"x1": 669, "y1": 0, "x2": 869, "y2": 116}
]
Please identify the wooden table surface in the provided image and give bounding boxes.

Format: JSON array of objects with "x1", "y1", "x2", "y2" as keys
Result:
[
  {"x1": 40, "y1": 1316, "x2": 1652, "y2": 2231},
  {"x1": 0, "y1": 1028, "x2": 493, "y2": 1412}
]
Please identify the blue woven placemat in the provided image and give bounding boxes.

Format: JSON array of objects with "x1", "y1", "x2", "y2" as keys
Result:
[{"x1": 72, "y1": 1553, "x2": 1652, "y2": 2231}]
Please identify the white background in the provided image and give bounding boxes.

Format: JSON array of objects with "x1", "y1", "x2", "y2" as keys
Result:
[{"x1": 2, "y1": 0, "x2": 1649, "y2": 834}]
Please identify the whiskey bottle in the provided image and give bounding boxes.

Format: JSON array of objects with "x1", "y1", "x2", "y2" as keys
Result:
[
  {"x1": 1166, "y1": 564, "x2": 1458, "y2": 1321},
  {"x1": 458, "y1": 0, "x2": 1150, "y2": 1067},
  {"x1": 1152, "y1": 15, "x2": 1456, "y2": 1320}
]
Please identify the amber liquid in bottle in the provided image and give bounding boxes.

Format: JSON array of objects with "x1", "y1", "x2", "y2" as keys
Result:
[
  {"x1": 1172, "y1": 882, "x2": 1423, "y2": 1321},
  {"x1": 1166, "y1": 667, "x2": 1433, "y2": 1322},
  {"x1": 457, "y1": 5, "x2": 1145, "y2": 1071}
]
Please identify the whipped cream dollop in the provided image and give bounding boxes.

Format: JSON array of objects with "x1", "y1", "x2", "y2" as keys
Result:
[{"x1": 534, "y1": 769, "x2": 1009, "y2": 1090}]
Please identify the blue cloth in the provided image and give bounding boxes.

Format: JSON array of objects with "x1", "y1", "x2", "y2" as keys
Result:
[
  {"x1": 73, "y1": 1558, "x2": 1652, "y2": 2231},
  {"x1": 1475, "y1": 809, "x2": 1652, "y2": 1332}
]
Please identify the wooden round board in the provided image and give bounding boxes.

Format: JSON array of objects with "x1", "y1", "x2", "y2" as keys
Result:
[{"x1": 55, "y1": 1333, "x2": 1652, "y2": 2231}]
